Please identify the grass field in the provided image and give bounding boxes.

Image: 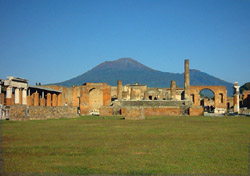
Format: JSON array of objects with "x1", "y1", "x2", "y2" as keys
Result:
[{"x1": 1, "y1": 116, "x2": 250, "y2": 175}]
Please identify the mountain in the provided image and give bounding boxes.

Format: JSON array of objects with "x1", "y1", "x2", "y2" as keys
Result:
[
  {"x1": 240, "y1": 82, "x2": 250, "y2": 93},
  {"x1": 52, "y1": 58, "x2": 234, "y2": 96}
]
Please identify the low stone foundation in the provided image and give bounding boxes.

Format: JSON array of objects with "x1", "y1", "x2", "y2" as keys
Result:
[
  {"x1": 121, "y1": 107, "x2": 145, "y2": 120},
  {"x1": 189, "y1": 106, "x2": 203, "y2": 116},
  {"x1": 7, "y1": 105, "x2": 78, "y2": 120},
  {"x1": 99, "y1": 107, "x2": 113, "y2": 116},
  {"x1": 144, "y1": 107, "x2": 181, "y2": 116}
]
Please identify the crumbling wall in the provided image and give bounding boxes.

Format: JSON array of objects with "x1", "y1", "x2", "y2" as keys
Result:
[{"x1": 8, "y1": 105, "x2": 78, "y2": 120}]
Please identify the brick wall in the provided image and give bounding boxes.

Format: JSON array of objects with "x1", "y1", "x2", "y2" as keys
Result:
[
  {"x1": 189, "y1": 106, "x2": 203, "y2": 116},
  {"x1": 144, "y1": 107, "x2": 181, "y2": 116},
  {"x1": 8, "y1": 105, "x2": 78, "y2": 120},
  {"x1": 121, "y1": 107, "x2": 145, "y2": 120}
]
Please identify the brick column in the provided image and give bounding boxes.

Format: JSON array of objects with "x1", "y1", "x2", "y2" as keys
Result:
[
  {"x1": 33, "y1": 92, "x2": 39, "y2": 106},
  {"x1": 40, "y1": 97, "x2": 45, "y2": 106},
  {"x1": 47, "y1": 93, "x2": 51, "y2": 106},
  {"x1": 19, "y1": 89, "x2": 22, "y2": 104},
  {"x1": 0, "y1": 93, "x2": 4, "y2": 104},
  {"x1": 184, "y1": 59, "x2": 190, "y2": 100},
  {"x1": 117, "y1": 80, "x2": 122, "y2": 100},
  {"x1": 72, "y1": 86, "x2": 78, "y2": 107},
  {"x1": 170, "y1": 81, "x2": 176, "y2": 100},
  {"x1": 58, "y1": 93, "x2": 62, "y2": 106},
  {"x1": 6, "y1": 86, "x2": 12, "y2": 105},
  {"x1": 52, "y1": 94, "x2": 58, "y2": 106}
]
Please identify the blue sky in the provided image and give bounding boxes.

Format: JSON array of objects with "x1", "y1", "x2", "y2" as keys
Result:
[{"x1": 0, "y1": 0, "x2": 249, "y2": 86}]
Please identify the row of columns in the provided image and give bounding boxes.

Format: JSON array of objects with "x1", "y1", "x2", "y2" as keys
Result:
[
  {"x1": 6, "y1": 86, "x2": 27, "y2": 105},
  {"x1": 3, "y1": 86, "x2": 62, "y2": 107},
  {"x1": 27, "y1": 92, "x2": 62, "y2": 107}
]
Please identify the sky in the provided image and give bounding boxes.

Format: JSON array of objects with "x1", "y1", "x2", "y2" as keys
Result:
[{"x1": 0, "y1": 0, "x2": 249, "y2": 86}]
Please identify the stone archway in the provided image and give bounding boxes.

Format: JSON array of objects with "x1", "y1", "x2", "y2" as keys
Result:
[
  {"x1": 199, "y1": 88, "x2": 215, "y2": 112},
  {"x1": 89, "y1": 88, "x2": 103, "y2": 111},
  {"x1": 189, "y1": 86, "x2": 227, "y2": 110}
]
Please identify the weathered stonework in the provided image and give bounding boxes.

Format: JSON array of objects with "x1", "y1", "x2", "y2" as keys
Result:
[
  {"x1": 99, "y1": 107, "x2": 113, "y2": 116},
  {"x1": 189, "y1": 106, "x2": 203, "y2": 116},
  {"x1": 8, "y1": 105, "x2": 78, "y2": 121},
  {"x1": 122, "y1": 107, "x2": 145, "y2": 120},
  {"x1": 189, "y1": 86, "x2": 227, "y2": 109}
]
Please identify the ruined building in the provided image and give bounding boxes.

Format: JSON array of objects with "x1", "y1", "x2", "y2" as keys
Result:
[{"x1": 2, "y1": 59, "x2": 245, "y2": 120}]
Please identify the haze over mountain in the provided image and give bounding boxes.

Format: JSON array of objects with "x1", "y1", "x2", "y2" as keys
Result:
[{"x1": 52, "y1": 58, "x2": 234, "y2": 95}]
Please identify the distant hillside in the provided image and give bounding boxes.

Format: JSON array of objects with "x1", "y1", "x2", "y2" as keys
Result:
[
  {"x1": 52, "y1": 58, "x2": 234, "y2": 96},
  {"x1": 240, "y1": 82, "x2": 250, "y2": 93}
]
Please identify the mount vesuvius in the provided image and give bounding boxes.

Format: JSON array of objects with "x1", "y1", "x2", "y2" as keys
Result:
[{"x1": 51, "y1": 58, "x2": 234, "y2": 95}]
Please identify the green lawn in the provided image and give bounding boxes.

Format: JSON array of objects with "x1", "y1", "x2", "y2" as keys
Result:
[{"x1": 1, "y1": 116, "x2": 250, "y2": 175}]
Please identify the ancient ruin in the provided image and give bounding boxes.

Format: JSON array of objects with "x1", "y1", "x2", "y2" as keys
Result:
[{"x1": 0, "y1": 60, "x2": 249, "y2": 120}]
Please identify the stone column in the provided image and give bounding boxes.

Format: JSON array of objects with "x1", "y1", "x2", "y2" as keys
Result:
[
  {"x1": 170, "y1": 81, "x2": 176, "y2": 100},
  {"x1": 19, "y1": 89, "x2": 22, "y2": 104},
  {"x1": 33, "y1": 92, "x2": 39, "y2": 106},
  {"x1": 130, "y1": 88, "x2": 136, "y2": 100},
  {"x1": 6, "y1": 86, "x2": 12, "y2": 105},
  {"x1": 117, "y1": 80, "x2": 123, "y2": 100},
  {"x1": 52, "y1": 94, "x2": 58, "y2": 107},
  {"x1": 184, "y1": 59, "x2": 190, "y2": 100},
  {"x1": 233, "y1": 82, "x2": 240, "y2": 113},
  {"x1": 47, "y1": 93, "x2": 51, "y2": 106},
  {"x1": 14, "y1": 88, "x2": 20, "y2": 104}
]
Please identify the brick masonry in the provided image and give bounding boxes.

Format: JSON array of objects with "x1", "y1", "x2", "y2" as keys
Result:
[
  {"x1": 99, "y1": 107, "x2": 113, "y2": 116},
  {"x1": 189, "y1": 106, "x2": 204, "y2": 116}
]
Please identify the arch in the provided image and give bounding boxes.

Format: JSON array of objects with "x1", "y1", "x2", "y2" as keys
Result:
[
  {"x1": 190, "y1": 85, "x2": 227, "y2": 110},
  {"x1": 149, "y1": 96, "x2": 152, "y2": 100},
  {"x1": 199, "y1": 89, "x2": 215, "y2": 112}
]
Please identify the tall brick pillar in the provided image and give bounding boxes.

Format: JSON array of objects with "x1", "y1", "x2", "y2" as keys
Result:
[
  {"x1": 33, "y1": 92, "x2": 39, "y2": 106},
  {"x1": 72, "y1": 86, "x2": 78, "y2": 107},
  {"x1": 6, "y1": 86, "x2": 12, "y2": 105},
  {"x1": 0, "y1": 93, "x2": 4, "y2": 104},
  {"x1": 233, "y1": 82, "x2": 240, "y2": 113},
  {"x1": 170, "y1": 81, "x2": 176, "y2": 100},
  {"x1": 117, "y1": 80, "x2": 123, "y2": 100},
  {"x1": 58, "y1": 93, "x2": 62, "y2": 106},
  {"x1": 19, "y1": 89, "x2": 22, "y2": 104},
  {"x1": 184, "y1": 59, "x2": 190, "y2": 100},
  {"x1": 47, "y1": 93, "x2": 51, "y2": 106},
  {"x1": 52, "y1": 94, "x2": 58, "y2": 107}
]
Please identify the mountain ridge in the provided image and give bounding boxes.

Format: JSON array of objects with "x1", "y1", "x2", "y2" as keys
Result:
[{"x1": 51, "y1": 58, "x2": 234, "y2": 95}]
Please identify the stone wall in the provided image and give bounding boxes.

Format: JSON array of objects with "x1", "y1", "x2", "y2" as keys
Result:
[
  {"x1": 8, "y1": 105, "x2": 78, "y2": 120},
  {"x1": 144, "y1": 107, "x2": 181, "y2": 116},
  {"x1": 99, "y1": 107, "x2": 113, "y2": 116},
  {"x1": 121, "y1": 107, "x2": 145, "y2": 120}
]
